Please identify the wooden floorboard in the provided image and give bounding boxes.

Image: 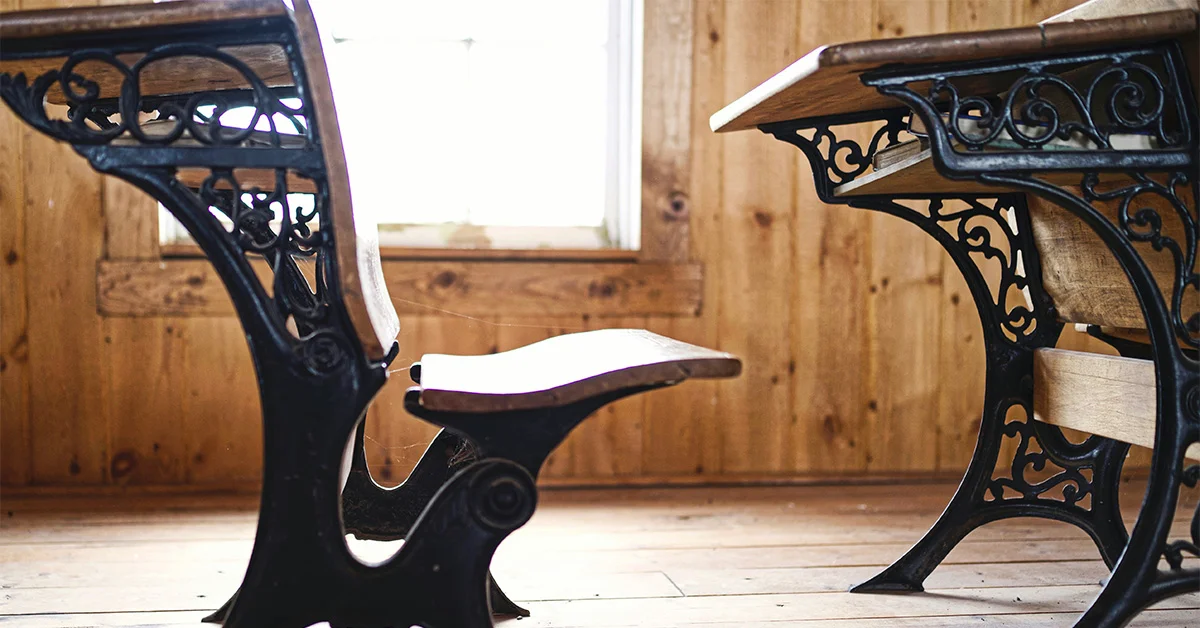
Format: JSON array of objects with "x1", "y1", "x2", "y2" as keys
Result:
[{"x1": 0, "y1": 480, "x2": 1196, "y2": 627}]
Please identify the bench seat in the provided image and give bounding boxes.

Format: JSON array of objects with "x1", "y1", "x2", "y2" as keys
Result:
[{"x1": 413, "y1": 329, "x2": 742, "y2": 413}]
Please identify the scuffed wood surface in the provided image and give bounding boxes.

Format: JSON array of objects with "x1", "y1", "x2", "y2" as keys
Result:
[
  {"x1": 96, "y1": 259, "x2": 705, "y2": 318},
  {"x1": 0, "y1": 483, "x2": 1196, "y2": 624},
  {"x1": 1033, "y1": 348, "x2": 1200, "y2": 460},
  {"x1": 0, "y1": 0, "x2": 285, "y2": 40},
  {"x1": 710, "y1": 9, "x2": 1198, "y2": 132}
]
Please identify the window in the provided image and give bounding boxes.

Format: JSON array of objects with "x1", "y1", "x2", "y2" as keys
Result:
[{"x1": 159, "y1": 0, "x2": 643, "y2": 252}]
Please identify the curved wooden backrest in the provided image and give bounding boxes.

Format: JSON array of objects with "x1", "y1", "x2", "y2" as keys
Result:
[
  {"x1": 1030, "y1": 0, "x2": 1198, "y2": 334},
  {"x1": 1026, "y1": 191, "x2": 1197, "y2": 332},
  {"x1": 291, "y1": 0, "x2": 400, "y2": 360}
]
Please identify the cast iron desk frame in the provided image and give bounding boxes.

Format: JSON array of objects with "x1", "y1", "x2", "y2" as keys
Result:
[
  {"x1": 0, "y1": 6, "x2": 656, "y2": 627},
  {"x1": 757, "y1": 40, "x2": 1199, "y2": 627}
]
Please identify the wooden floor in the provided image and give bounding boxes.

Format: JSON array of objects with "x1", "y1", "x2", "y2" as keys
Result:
[{"x1": 1, "y1": 479, "x2": 1197, "y2": 627}]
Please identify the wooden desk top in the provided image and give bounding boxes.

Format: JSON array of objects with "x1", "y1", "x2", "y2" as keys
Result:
[
  {"x1": 710, "y1": 9, "x2": 1199, "y2": 133},
  {"x1": 0, "y1": 0, "x2": 286, "y2": 40},
  {"x1": 0, "y1": 0, "x2": 293, "y2": 105}
]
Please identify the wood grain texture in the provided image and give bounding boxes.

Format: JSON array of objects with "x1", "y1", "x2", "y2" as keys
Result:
[
  {"x1": 21, "y1": 56, "x2": 109, "y2": 483},
  {"x1": 0, "y1": 0, "x2": 31, "y2": 486},
  {"x1": 1033, "y1": 348, "x2": 1200, "y2": 460},
  {"x1": 0, "y1": 483, "x2": 1196, "y2": 625},
  {"x1": 1026, "y1": 187, "x2": 1196, "y2": 329},
  {"x1": 416, "y1": 329, "x2": 740, "y2": 413},
  {"x1": 100, "y1": 175, "x2": 186, "y2": 485},
  {"x1": 6, "y1": 0, "x2": 1172, "y2": 489},
  {"x1": 714, "y1": 0, "x2": 799, "y2": 475},
  {"x1": 0, "y1": 0, "x2": 284, "y2": 39},
  {"x1": 710, "y1": 8, "x2": 1198, "y2": 131},
  {"x1": 640, "y1": 0, "x2": 694, "y2": 262},
  {"x1": 179, "y1": 316, "x2": 262, "y2": 485},
  {"x1": 861, "y1": 0, "x2": 949, "y2": 473},
  {"x1": 97, "y1": 259, "x2": 705, "y2": 318},
  {"x1": 789, "y1": 0, "x2": 875, "y2": 475},
  {"x1": 933, "y1": 2, "x2": 1023, "y2": 473},
  {"x1": 0, "y1": 45, "x2": 294, "y2": 105},
  {"x1": 636, "y1": 0, "x2": 726, "y2": 478},
  {"x1": 1042, "y1": 0, "x2": 1199, "y2": 23}
]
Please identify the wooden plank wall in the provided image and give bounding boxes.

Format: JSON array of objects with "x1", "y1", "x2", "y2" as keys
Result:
[{"x1": 0, "y1": 0, "x2": 1137, "y2": 491}]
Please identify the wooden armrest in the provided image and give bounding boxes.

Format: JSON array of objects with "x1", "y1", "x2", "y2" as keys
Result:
[
  {"x1": 1033, "y1": 348, "x2": 1200, "y2": 460},
  {"x1": 413, "y1": 329, "x2": 742, "y2": 413}
]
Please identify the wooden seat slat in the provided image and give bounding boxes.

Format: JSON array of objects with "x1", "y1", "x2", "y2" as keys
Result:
[
  {"x1": 415, "y1": 329, "x2": 742, "y2": 413},
  {"x1": 1033, "y1": 348, "x2": 1200, "y2": 461}
]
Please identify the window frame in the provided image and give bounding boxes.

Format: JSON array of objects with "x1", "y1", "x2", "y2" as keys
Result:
[{"x1": 102, "y1": 0, "x2": 699, "y2": 318}]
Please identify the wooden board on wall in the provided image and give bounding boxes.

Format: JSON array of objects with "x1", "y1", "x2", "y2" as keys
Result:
[
  {"x1": 0, "y1": 0, "x2": 32, "y2": 486},
  {"x1": 789, "y1": 0, "x2": 874, "y2": 475},
  {"x1": 636, "y1": 0, "x2": 726, "y2": 479},
  {"x1": 712, "y1": 0, "x2": 799, "y2": 476}
]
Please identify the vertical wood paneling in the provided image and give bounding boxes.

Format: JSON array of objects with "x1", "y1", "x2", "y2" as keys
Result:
[
  {"x1": 789, "y1": 0, "x2": 875, "y2": 474},
  {"x1": 19, "y1": 0, "x2": 107, "y2": 486},
  {"x1": 180, "y1": 317, "x2": 262, "y2": 485},
  {"x1": 0, "y1": 0, "x2": 31, "y2": 486},
  {"x1": 640, "y1": 0, "x2": 694, "y2": 262},
  {"x1": 22, "y1": 129, "x2": 108, "y2": 483},
  {"x1": 715, "y1": 0, "x2": 799, "y2": 475},
  {"x1": 864, "y1": 0, "x2": 950, "y2": 472},
  {"x1": 639, "y1": 0, "x2": 725, "y2": 478},
  {"x1": 101, "y1": 176, "x2": 189, "y2": 484}
]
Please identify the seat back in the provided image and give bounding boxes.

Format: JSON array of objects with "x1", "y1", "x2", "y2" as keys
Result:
[
  {"x1": 291, "y1": 0, "x2": 400, "y2": 360},
  {"x1": 1027, "y1": 0, "x2": 1199, "y2": 336},
  {"x1": 1025, "y1": 191, "x2": 1197, "y2": 332}
]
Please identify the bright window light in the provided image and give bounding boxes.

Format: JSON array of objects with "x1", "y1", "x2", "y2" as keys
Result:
[{"x1": 159, "y1": 0, "x2": 642, "y2": 251}]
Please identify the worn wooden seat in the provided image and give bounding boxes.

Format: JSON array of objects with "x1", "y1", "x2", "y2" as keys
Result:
[{"x1": 412, "y1": 329, "x2": 741, "y2": 413}]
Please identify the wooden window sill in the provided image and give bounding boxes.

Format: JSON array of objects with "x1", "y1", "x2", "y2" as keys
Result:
[
  {"x1": 160, "y1": 242, "x2": 642, "y2": 263},
  {"x1": 97, "y1": 257, "x2": 703, "y2": 318}
]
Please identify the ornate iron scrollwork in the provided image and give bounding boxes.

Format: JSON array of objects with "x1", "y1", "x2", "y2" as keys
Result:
[
  {"x1": 0, "y1": 44, "x2": 307, "y2": 147},
  {"x1": 0, "y1": 41, "x2": 353, "y2": 374},
  {"x1": 986, "y1": 402, "x2": 1093, "y2": 506},
  {"x1": 848, "y1": 39, "x2": 1199, "y2": 623},
  {"x1": 761, "y1": 107, "x2": 913, "y2": 201},
  {"x1": 1080, "y1": 171, "x2": 1199, "y2": 349},
  {"x1": 929, "y1": 48, "x2": 1190, "y2": 152}
]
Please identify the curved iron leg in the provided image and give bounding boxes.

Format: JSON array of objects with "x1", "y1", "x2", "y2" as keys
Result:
[
  {"x1": 342, "y1": 425, "x2": 530, "y2": 617},
  {"x1": 847, "y1": 195, "x2": 1131, "y2": 593},
  {"x1": 1003, "y1": 182, "x2": 1200, "y2": 628},
  {"x1": 852, "y1": 337, "x2": 1132, "y2": 592}
]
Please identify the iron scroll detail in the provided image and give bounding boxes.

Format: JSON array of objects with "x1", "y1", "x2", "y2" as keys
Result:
[
  {"x1": 849, "y1": 38, "x2": 1199, "y2": 626},
  {"x1": 0, "y1": 36, "x2": 357, "y2": 373}
]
